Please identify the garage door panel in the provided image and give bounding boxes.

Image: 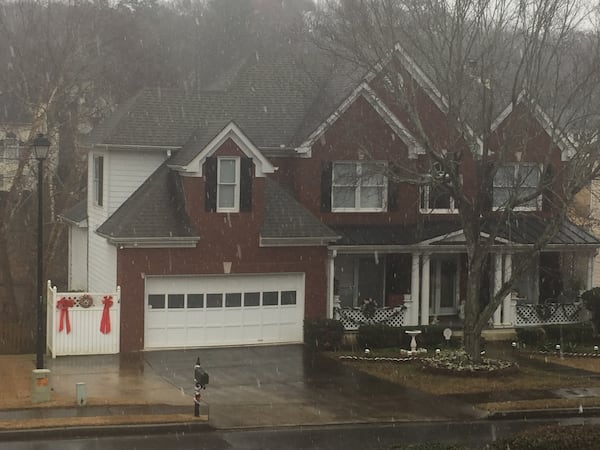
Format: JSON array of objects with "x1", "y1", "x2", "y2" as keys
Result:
[{"x1": 145, "y1": 273, "x2": 304, "y2": 349}]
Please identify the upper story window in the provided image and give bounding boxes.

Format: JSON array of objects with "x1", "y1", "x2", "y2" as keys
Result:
[
  {"x1": 420, "y1": 183, "x2": 456, "y2": 213},
  {"x1": 493, "y1": 163, "x2": 541, "y2": 211},
  {"x1": 419, "y1": 161, "x2": 457, "y2": 214},
  {"x1": 217, "y1": 157, "x2": 240, "y2": 212},
  {"x1": 332, "y1": 161, "x2": 387, "y2": 212},
  {"x1": 93, "y1": 155, "x2": 104, "y2": 207},
  {"x1": 2, "y1": 134, "x2": 19, "y2": 159}
]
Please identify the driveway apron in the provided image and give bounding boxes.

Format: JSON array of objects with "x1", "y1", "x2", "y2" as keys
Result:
[{"x1": 143, "y1": 345, "x2": 484, "y2": 428}]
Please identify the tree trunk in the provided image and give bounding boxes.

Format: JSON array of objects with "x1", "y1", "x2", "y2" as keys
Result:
[{"x1": 463, "y1": 249, "x2": 485, "y2": 362}]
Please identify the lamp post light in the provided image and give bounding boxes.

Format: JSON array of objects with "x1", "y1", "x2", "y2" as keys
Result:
[{"x1": 33, "y1": 133, "x2": 50, "y2": 370}]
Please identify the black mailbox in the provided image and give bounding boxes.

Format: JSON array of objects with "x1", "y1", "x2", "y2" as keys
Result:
[{"x1": 195, "y1": 361, "x2": 209, "y2": 388}]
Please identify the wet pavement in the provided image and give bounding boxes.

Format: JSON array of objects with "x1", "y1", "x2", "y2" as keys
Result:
[{"x1": 143, "y1": 345, "x2": 485, "y2": 427}]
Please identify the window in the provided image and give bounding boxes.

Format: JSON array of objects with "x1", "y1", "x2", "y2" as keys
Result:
[
  {"x1": 420, "y1": 184, "x2": 456, "y2": 213},
  {"x1": 493, "y1": 164, "x2": 541, "y2": 210},
  {"x1": 148, "y1": 294, "x2": 165, "y2": 309},
  {"x1": 262, "y1": 291, "x2": 279, "y2": 306},
  {"x1": 187, "y1": 294, "x2": 204, "y2": 308},
  {"x1": 225, "y1": 293, "x2": 242, "y2": 307},
  {"x1": 3, "y1": 136, "x2": 19, "y2": 159},
  {"x1": 217, "y1": 157, "x2": 239, "y2": 212},
  {"x1": 93, "y1": 155, "x2": 104, "y2": 206},
  {"x1": 281, "y1": 291, "x2": 297, "y2": 305},
  {"x1": 244, "y1": 292, "x2": 260, "y2": 307},
  {"x1": 206, "y1": 293, "x2": 223, "y2": 308},
  {"x1": 332, "y1": 162, "x2": 387, "y2": 211},
  {"x1": 168, "y1": 294, "x2": 184, "y2": 309}
]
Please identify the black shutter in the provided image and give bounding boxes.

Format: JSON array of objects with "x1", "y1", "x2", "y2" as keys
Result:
[
  {"x1": 204, "y1": 157, "x2": 217, "y2": 212},
  {"x1": 388, "y1": 178, "x2": 399, "y2": 211},
  {"x1": 240, "y1": 157, "x2": 253, "y2": 212},
  {"x1": 320, "y1": 161, "x2": 332, "y2": 212}
]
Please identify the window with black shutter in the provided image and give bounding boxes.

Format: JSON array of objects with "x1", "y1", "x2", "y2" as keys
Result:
[{"x1": 204, "y1": 157, "x2": 217, "y2": 212}]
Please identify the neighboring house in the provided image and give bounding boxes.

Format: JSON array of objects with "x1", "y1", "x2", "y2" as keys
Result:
[
  {"x1": 0, "y1": 93, "x2": 31, "y2": 192},
  {"x1": 62, "y1": 46, "x2": 600, "y2": 352}
]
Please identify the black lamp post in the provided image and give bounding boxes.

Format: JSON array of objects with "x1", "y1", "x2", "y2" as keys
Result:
[{"x1": 32, "y1": 133, "x2": 50, "y2": 370}]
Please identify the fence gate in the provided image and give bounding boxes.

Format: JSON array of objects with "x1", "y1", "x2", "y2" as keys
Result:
[{"x1": 46, "y1": 281, "x2": 121, "y2": 358}]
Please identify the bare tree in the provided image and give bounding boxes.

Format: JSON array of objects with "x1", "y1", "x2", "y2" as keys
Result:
[{"x1": 310, "y1": 0, "x2": 600, "y2": 360}]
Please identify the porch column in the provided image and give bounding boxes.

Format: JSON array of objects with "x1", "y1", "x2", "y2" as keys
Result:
[
  {"x1": 327, "y1": 250, "x2": 335, "y2": 319},
  {"x1": 587, "y1": 252, "x2": 595, "y2": 291},
  {"x1": 493, "y1": 253, "x2": 503, "y2": 326},
  {"x1": 420, "y1": 253, "x2": 430, "y2": 325},
  {"x1": 408, "y1": 253, "x2": 421, "y2": 326},
  {"x1": 502, "y1": 253, "x2": 513, "y2": 325}
]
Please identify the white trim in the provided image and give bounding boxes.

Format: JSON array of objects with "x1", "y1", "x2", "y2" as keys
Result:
[{"x1": 174, "y1": 122, "x2": 275, "y2": 176}]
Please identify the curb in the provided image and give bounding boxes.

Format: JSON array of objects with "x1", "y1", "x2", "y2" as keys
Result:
[
  {"x1": 487, "y1": 407, "x2": 600, "y2": 420},
  {"x1": 0, "y1": 420, "x2": 214, "y2": 441}
]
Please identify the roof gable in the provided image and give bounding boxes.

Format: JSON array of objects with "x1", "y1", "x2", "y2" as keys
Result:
[
  {"x1": 490, "y1": 90, "x2": 576, "y2": 161},
  {"x1": 172, "y1": 122, "x2": 275, "y2": 177}
]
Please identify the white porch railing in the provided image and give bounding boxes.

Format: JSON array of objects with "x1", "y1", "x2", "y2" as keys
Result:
[
  {"x1": 46, "y1": 281, "x2": 121, "y2": 358},
  {"x1": 334, "y1": 306, "x2": 407, "y2": 331},
  {"x1": 514, "y1": 302, "x2": 587, "y2": 327}
]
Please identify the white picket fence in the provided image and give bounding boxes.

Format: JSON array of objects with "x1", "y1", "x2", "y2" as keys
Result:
[{"x1": 46, "y1": 281, "x2": 121, "y2": 358}]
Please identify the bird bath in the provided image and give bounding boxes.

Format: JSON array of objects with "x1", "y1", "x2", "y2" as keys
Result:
[{"x1": 405, "y1": 330, "x2": 421, "y2": 352}]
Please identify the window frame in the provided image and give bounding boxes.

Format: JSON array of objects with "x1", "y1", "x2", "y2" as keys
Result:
[
  {"x1": 3, "y1": 137, "x2": 19, "y2": 160},
  {"x1": 217, "y1": 156, "x2": 240, "y2": 212},
  {"x1": 331, "y1": 161, "x2": 387, "y2": 212},
  {"x1": 493, "y1": 163, "x2": 542, "y2": 212},
  {"x1": 419, "y1": 182, "x2": 457, "y2": 214},
  {"x1": 93, "y1": 155, "x2": 104, "y2": 207}
]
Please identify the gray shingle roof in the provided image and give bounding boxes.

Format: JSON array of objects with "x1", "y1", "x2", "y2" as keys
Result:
[
  {"x1": 59, "y1": 199, "x2": 87, "y2": 225},
  {"x1": 331, "y1": 216, "x2": 600, "y2": 247},
  {"x1": 261, "y1": 178, "x2": 339, "y2": 241},
  {"x1": 96, "y1": 163, "x2": 197, "y2": 241}
]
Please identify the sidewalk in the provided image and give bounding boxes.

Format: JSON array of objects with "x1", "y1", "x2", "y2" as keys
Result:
[{"x1": 0, "y1": 353, "x2": 209, "y2": 437}]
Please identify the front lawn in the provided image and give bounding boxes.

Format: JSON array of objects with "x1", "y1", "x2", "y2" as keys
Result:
[{"x1": 331, "y1": 348, "x2": 600, "y2": 412}]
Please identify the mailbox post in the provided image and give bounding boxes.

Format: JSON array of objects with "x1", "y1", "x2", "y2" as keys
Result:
[{"x1": 194, "y1": 357, "x2": 209, "y2": 417}]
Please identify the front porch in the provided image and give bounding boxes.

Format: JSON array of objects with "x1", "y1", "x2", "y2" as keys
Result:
[{"x1": 329, "y1": 249, "x2": 594, "y2": 331}]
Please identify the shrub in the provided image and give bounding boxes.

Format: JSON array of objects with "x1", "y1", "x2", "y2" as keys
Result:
[
  {"x1": 489, "y1": 424, "x2": 600, "y2": 449},
  {"x1": 516, "y1": 327, "x2": 546, "y2": 347},
  {"x1": 543, "y1": 323, "x2": 595, "y2": 346},
  {"x1": 304, "y1": 319, "x2": 344, "y2": 350},
  {"x1": 357, "y1": 324, "x2": 403, "y2": 349},
  {"x1": 582, "y1": 287, "x2": 600, "y2": 332}
]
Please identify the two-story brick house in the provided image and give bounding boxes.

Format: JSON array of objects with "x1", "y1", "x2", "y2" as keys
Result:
[{"x1": 62, "y1": 46, "x2": 599, "y2": 352}]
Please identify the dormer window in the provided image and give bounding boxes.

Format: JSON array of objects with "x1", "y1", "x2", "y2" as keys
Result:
[
  {"x1": 217, "y1": 157, "x2": 240, "y2": 212},
  {"x1": 204, "y1": 156, "x2": 253, "y2": 213}
]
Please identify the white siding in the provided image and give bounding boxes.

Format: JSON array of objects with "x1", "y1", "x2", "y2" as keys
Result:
[
  {"x1": 68, "y1": 225, "x2": 88, "y2": 291},
  {"x1": 86, "y1": 148, "x2": 167, "y2": 292}
]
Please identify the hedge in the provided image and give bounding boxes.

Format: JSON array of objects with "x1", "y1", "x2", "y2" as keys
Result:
[
  {"x1": 516, "y1": 323, "x2": 595, "y2": 350},
  {"x1": 357, "y1": 324, "x2": 461, "y2": 350},
  {"x1": 304, "y1": 319, "x2": 344, "y2": 350}
]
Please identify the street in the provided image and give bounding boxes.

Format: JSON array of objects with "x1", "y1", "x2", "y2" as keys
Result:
[{"x1": 2, "y1": 417, "x2": 600, "y2": 450}]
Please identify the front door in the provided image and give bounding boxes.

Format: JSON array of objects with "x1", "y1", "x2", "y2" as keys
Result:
[{"x1": 431, "y1": 256, "x2": 459, "y2": 316}]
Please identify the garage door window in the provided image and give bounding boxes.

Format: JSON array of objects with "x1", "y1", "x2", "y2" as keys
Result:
[
  {"x1": 148, "y1": 294, "x2": 165, "y2": 309},
  {"x1": 188, "y1": 294, "x2": 204, "y2": 308},
  {"x1": 225, "y1": 293, "x2": 242, "y2": 307},
  {"x1": 263, "y1": 291, "x2": 278, "y2": 306},
  {"x1": 281, "y1": 291, "x2": 297, "y2": 305},
  {"x1": 168, "y1": 294, "x2": 185, "y2": 309},
  {"x1": 207, "y1": 293, "x2": 223, "y2": 308},
  {"x1": 244, "y1": 292, "x2": 260, "y2": 307}
]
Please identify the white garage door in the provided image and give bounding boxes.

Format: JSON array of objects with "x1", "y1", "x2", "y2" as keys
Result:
[{"x1": 144, "y1": 273, "x2": 305, "y2": 348}]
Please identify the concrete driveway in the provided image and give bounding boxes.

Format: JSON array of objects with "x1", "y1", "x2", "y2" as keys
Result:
[{"x1": 143, "y1": 345, "x2": 484, "y2": 428}]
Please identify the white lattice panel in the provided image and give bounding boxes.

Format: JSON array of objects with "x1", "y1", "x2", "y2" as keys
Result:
[
  {"x1": 334, "y1": 307, "x2": 406, "y2": 331},
  {"x1": 515, "y1": 302, "x2": 585, "y2": 327}
]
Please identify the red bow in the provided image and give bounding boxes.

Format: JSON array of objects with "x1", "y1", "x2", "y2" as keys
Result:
[
  {"x1": 57, "y1": 297, "x2": 75, "y2": 334},
  {"x1": 100, "y1": 296, "x2": 113, "y2": 334}
]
